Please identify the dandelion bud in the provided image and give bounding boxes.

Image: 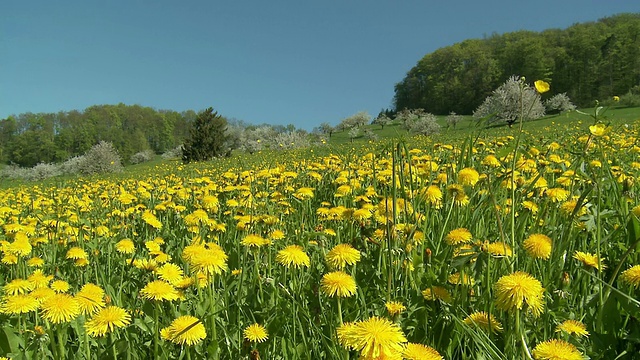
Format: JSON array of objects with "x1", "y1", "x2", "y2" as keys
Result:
[
  {"x1": 561, "y1": 272, "x2": 570, "y2": 287},
  {"x1": 425, "y1": 248, "x2": 432, "y2": 264}
]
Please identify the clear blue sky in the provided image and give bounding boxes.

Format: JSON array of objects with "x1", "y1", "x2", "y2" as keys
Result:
[{"x1": 2, "y1": 1, "x2": 638, "y2": 130}]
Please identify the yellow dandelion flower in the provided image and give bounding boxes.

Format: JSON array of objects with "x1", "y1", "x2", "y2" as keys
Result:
[
  {"x1": 115, "y1": 239, "x2": 135, "y2": 254},
  {"x1": 141, "y1": 210, "x2": 163, "y2": 229},
  {"x1": 421, "y1": 286, "x2": 452, "y2": 303},
  {"x1": 189, "y1": 246, "x2": 228, "y2": 276},
  {"x1": 447, "y1": 184, "x2": 469, "y2": 206},
  {"x1": 321, "y1": 271, "x2": 357, "y2": 298},
  {"x1": 522, "y1": 200, "x2": 539, "y2": 213},
  {"x1": 534, "y1": 80, "x2": 550, "y2": 94},
  {"x1": 463, "y1": 311, "x2": 503, "y2": 332},
  {"x1": 573, "y1": 251, "x2": 606, "y2": 271},
  {"x1": 76, "y1": 283, "x2": 106, "y2": 315},
  {"x1": 27, "y1": 257, "x2": 44, "y2": 267},
  {"x1": 482, "y1": 155, "x2": 502, "y2": 167},
  {"x1": 532, "y1": 339, "x2": 583, "y2": 360},
  {"x1": 402, "y1": 342, "x2": 443, "y2": 360},
  {"x1": 445, "y1": 228, "x2": 472, "y2": 246},
  {"x1": 419, "y1": 185, "x2": 443, "y2": 208},
  {"x1": 494, "y1": 271, "x2": 544, "y2": 317},
  {"x1": 632, "y1": 205, "x2": 640, "y2": 218},
  {"x1": 556, "y1": 319, "x2": 589, "y2": 337},
  {"x1": 66, "y1": 247, "x2": 87, "y2": 260},
  {"x1": 620, "y1": 265, "x2": 640, "y2": 287},
  {"x1": 613, "y1": 95, "x2": 620, "y2": 102},
  {"x1": 161, "y1": 315, "x2": 207, "y2": 346},
  {"x1": 385, "y1": 301, "x2": 406, "y2": 316},
  {"x1": 276, "y1": 245, "x2": 310, "y2": 268},
  {"x1": 140, "y1": 280, "x2": 180, "y2": 302},
  {"x1": 30, "y1": 287, "x2": 55, "y2": 303},
  {"x1": 485, "y1": 242, "x2": 513, "y2": 257},
  {"x1": 4, "y1": 278, "x2": 34, "y2": 295},
  {"x1": 589, "y1": 123, "x2": 610, "y2": 137},
  {"x1": 326, "y1": 244, "x2": 361, "y2": 269},
  {"x1": 241, "y1": 234, "x2": 270, "y2": 248},
  {"x1": 244, "y1": 323, "x2": 268, "y2": 343},
  {"x1": 458, "y1": 168, "x2": 480, "y2": 187},
  {"x1": 448, "y1": 272, "x2": 475, "y2": 286},
  {"x1": 336, "y1": 316, "x2": 407, "y2": 360},
  {"x1": 85, "y1": 306, "x2": 131, "y2": 337},
  {"x1": 27, "y1": 270, "x2": 53, "y2": 289},
  {"x1": 1, "y1": 294, "x2": 39, "y2": 314},
  {"x1": 50, "y1": 280, "x2": 70, "y2": 293},
  {"x1": 156, "y1": 263, "x2": 185, "y2": 285},
  {"x1": 545, "y1": 188, "x2": 570, "y2": 202},
  {"x1": 41, "y1": 293, "x2": 80, "y2": 324},
  {"x1": 523, "y1": 234, "x2": 552, "y2": 260}
]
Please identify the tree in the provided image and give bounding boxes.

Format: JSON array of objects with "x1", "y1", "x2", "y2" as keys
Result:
[
  {"x1": 473, "y1": 76, "x2": 545, "y2": 126},
  {"x1": 372, "y1": 114, "x2": 392, "y2": 129},
  {"x1": 338, "y1": 111, "x2": 371, "y2": 131},
  {"x1": 317, "y1": 122, "x2": 335, "y2": 138},
  {"x1": 182, "y1": 107, "x2": 229, "y2": 163}
]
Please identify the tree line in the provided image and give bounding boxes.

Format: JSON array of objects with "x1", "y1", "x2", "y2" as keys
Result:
[{"x1": 393, "y1": 13, "x2": 640, "y2": 115}]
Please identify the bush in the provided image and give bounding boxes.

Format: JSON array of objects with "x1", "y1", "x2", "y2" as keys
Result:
[
  {"x1": 273, "y1": 130, "x2": 310, "y2": 150},
  {"x1": 76, "y1": 141, "x2": 123, "y2": 175},
  {"x1": 182, "y1": 107, "x2": 229, "y2": 163},
  {"x1": 130, "y1": 149, "x2": 155, "y2": 165},
  {"x1": 545, "y1": 93, "x2": 576, "y2": 114},
  {"x1": 59, "y1": 156, "x2": 85, "y2": 175},
  {"x1": 161, "y1": 146, "x2": 183, "y2": 160},
  {"x1": 473, "y1": 76, "x2": 545, "y2": 126}
]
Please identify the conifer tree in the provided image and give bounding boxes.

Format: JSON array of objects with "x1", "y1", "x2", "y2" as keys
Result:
[{"x1": 182, "y1": 107, "x2": 229, "y2": 163}]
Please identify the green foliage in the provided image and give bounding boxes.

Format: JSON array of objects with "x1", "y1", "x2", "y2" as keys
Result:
[
  {"x1": 182, "y1": 107, "x2": 230, "y2": 163},
  {"x1": 395, "y1": 13, "x2": 640, "y2": 114}
]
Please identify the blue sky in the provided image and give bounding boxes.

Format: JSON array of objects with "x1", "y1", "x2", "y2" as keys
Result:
[{"x1": 2, "y1": 1, "x2": 638, "y2": 130}]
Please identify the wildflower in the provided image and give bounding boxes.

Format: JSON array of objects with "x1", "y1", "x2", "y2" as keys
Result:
[
  {"x1": 50, "y1": 280, "x2": 70, "y2": 293},
  {"x1": 321, "y1": 271, "x2": 357, "y2": 298},
  {"x1": 293, "y1": 187, "x2": 314, "y2": 200},
  {"x1": 337, "y1": 316, "x2": 407, "y2": 359},
  {"x1": 573, "y1": 251, "x2": 606, "y2": 271},
  {"x1": 27, "y1": 257, "x2": 45, "y2": 267},
  {"x1": 188, "y1": 245, "x2": 228, "y2": 276},
  {"x1": 402, "y1": 343, "x2": 443, "y2": 360},
  {"x1": 445, "y1": 228, "x2": 472, "y2": 246},
  {"x1": 85, "y1": 306, "x2": 131, "y2": 337},
  {"x1": 0, "y1": 294, "x2": 39, "y2": 314},
  {"x1": 545, "y1": 188, "x2": 570, "y2": 202},
  {"x1": 41, "y1": 293, "x2": 81, "y2": 324},
  {"x1": 523, "y1": 234, "x2": 552, "y2": 260},
  {"x1": 385, "y1": 301, "x2": 406, "y2": 316},
  {"x1": 447, "y1": 184, "x2": 469, "y2": 206},
  {"x1": 66, "y1": 247, "x2": 88, "y2": 260},
  {"x1": 276, "y1": 245, "x2": 310, "y2": 268},
  {"x1": 556, "y1": 319, "x2": 589, "y2": 337},
  {"x1": 458, "y1": 168, "x2": 480, "y2": 187},
  {"x1": 613, "y1": 95, "x2": 620, "y2": 102},
  {"x1": 156, "y1": 263, "x2": 185, "y2": 285},
  {"x1": 326, "y1": 244, "x2": 361, "y2": 269},
  {"x1": 482, "y1": 155, "x2": 501, "y2": 167},
  {"x1": 244, "y1": 323, "x2": 268, "y2": 343},
  {"x1": 560, "y1": 199, "x2": 586, "y2": 217},
  {"x1": 619, "y1": 265, "x2": 640, "y2": 287},
  {"x1": 353, "y1": 208, "x2": 373, "y2": 221},
  {"x1": 463, "y1": 311, "x2": 503, "y2": 332},
  {"x1": 421, "y1": 286, "x2": 452, "y2": 303},
  {"x1": 140, "y1": 280, "x2": 180, "y2": 302},
  {"x1": 484, "y1": 242, "x2": 513, "y2": 257},
  {"x1": 241, "y1": 234, "x2": 270, "y2": 248},
  {"x1": 27, "y1": 270, "x2": 53, "y2": 289},
  {"x1": 532, "y1": 339, "x2": 583, "y2": 360},
  {"x1": 448, "y1": 272, "x2": 475, "y2": 286},
  {"x1": 4, "y1": 278, "x2": 34, "y2": 295},
  {"x1": 534, "y1": 80, "x2": 550, "y2": 94},
  {"x1": 494, "y1": 271, "x2": 545, "y2": 317},
  {"x1": 8, "y1": 232, "x2": 31, "y2": 256},
  {"x1": 631, "y1": 205, "x2": 640, "y2": 218},
  {"x1": 589, "y1": 123, "x2": 610, "y2": 137},
  {"x1": 419, "y1": 185, "x2": 443, "y2": 208},
  {"x1": 76, "y1": 283, "x2": 106, "y2": 315},
  {"x1": 161, "y1": 315, "x2": 207, "y2": 346},
  {"x1": 115, "y1": 239, "x2": 135, "y2": 254},
  {"x1": 141, "y1": 210, "x2": 163, "y2": 229}
]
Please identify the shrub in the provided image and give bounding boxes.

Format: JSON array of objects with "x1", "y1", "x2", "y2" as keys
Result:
[
  {"x1": 59, "y1": 156, "x2": 85, "y2": 175},
  {"x1": 273, "y1": 130, "x2": 310, "y2": 150},
  {"x1": 397, "y1": 109, "x2": 441, "y2": 135},
  {"x1": 30, "y1": 162, "x2": 62, "y2": 181},
  {"x1": 161, "y1": 146, "x2": 183, "y2": 160},
  {"x1": 473, "y1": 76, "x2": 545, "y2": 126},
  {"x1": 545, "y1": 93, "x2": 576, "y2": 114},
  {"x1": 77, "y1": 141, "x2": 123, "y2": 175},
  {"x1": 130, "y1": 149, "x2": 155, "y2": 165},
  {"x1": 182, "y1": 107, "x2": 229, "y2": 163}
]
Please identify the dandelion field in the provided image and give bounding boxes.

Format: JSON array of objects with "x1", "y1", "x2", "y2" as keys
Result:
[{"x1": 1, "y1": 106, "x2": 640, "y2": 359}]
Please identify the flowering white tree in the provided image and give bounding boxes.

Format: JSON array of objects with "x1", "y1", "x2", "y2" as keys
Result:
[{"x1": 473, "y1": 76, "x2": 545, "y2": 126}]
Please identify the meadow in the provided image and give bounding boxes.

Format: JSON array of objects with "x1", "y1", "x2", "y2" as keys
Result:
[{"x1": 1, "y1": 104, "x2": 640, "y2": 359}]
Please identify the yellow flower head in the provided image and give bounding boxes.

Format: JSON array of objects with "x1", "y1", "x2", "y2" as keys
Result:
[
  {"x1": 445, "y1": 228, "x2": 472, "y2": 246},
  {"x1": 0, "y1": 294, "x2": 39, "y2": 315},
  {"x1": 613, "y1": 95, "x2": 620, "y2": 102},
  {"x1": 276, "y1": 245, "x2": 310, "y2": 268},
  {"x1": 573, "y1": 251, "x2": 606, "y2": 271},
  {"x1": 532, "y1": 339, "x2": 583, "y2": 360},
  {"x1": 385, "y1": 301, "x2": 406, "y2": 317},
  {"x1": 244, "y1": 323, "x2": 268, "y2": 343},
  {"x1": 589, "y1": 123, "x2": 610, "y2": 137},
  {"x1": 494, "y1": 271, "x2": 544, "y2": 317},
  {"x1": 85, "y1": 306, "x2": 131, "y2": 337},
  {"x1": 41, "y1": 293, "x2": 81, "y2": 324},
  {"x1": 534, "y1": 80, "x2": 550, "y2": 94},
  {"x1": 458, "y1": 168, "x2": 480, "y2": 187},
  {"x1": 337, "y1": 316, "x2": 407, "y2": 360},
  {"x1": 463, "y1": 311, "x2": 503, "y2": 332},
  {"x1": 140, "y1": 280, "x2": 180, "y2": 302},
  {"x1": 321, "y1": 271, "x2": 357, "y2": 298},
  {"x1": 619, "y1": 265, "x2": 640, "y2": 287},
  {"x1": 115, "y1": 239, "x2": 135, "y2": 254},
  {"x1": 523, "y1": 234, "x2": 552, "y2": 260},
  {"x1": 161, "y1": 315, "x2": 207, "y2": 346},
  {"x1": 402, "y1": 342, "x2": 443, "y2": 360},
  {"x1": 326, "y1": 243, "x2": 361, "y2": 269},
  {"x1": 76, "y1": 283, "x2": 106, "y2": 315},
  {"x1": 556, "y1": 319, "x2": 589, "y2": 337},
  {"x1": 421, "y1": 286, "x2": 452, "y2": 303}
]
